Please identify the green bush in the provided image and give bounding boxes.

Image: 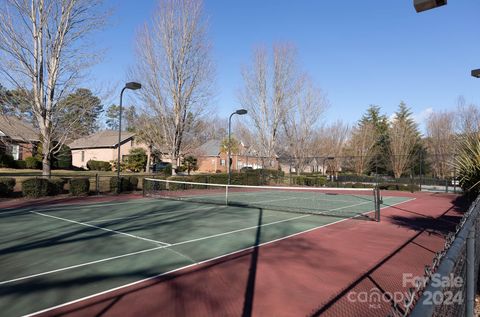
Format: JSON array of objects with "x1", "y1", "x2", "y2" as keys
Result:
[
  {"x1": 87, "y1": 160, "x2": 112, "y2": 171},
  {"x1": 14, "y1": 160, "x2": 27, "y2": 169},
  {"x1": 21, "y1": 178, "x2": 50, "y2": 198},
  {"x1": 48, "y1": 178, "x2": 66, "y2": 195},
  {"x1": 290, "y1": 175, "x2": 327, "y2": 187},
  {"x1": 125, "y1": 148, "x2": 147, "y2": 172},
  {"x1": 110, "y1": 176, "x2": 138, "y2": 192},
  {"x1": 25, "y1": 156, "x2": 41, "y2": 169},
  {"x1": 0, "y1": 177, "x2": 15, "y2": 197},
  {"x1": 378, "y1": 183, "x2": 419, "y2": 192},
  {"x1": 128, "y1": 176, "x2": 139, "y2": 190},
  {"x1": 0, "y1": 153, "x2": 15, "y2": 168},
  {"x1": 70, "y1": 178, "x2": 90, "y2": 196}
]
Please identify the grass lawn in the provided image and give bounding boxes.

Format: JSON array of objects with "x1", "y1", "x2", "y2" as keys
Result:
[{"x1": 0, "y1": 168, "x2": 154, "y2": 176}]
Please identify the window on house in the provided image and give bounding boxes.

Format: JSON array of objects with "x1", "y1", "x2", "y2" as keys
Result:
[
  {"x1": 220, "y1": 159, "x2": 226, "y2": 166},
  {"x1": 81, "y1": 151, "x2": 85, "y2": 162},
  {"x1": 11, "y1": 144, "x2": 20, "y2": 160}
]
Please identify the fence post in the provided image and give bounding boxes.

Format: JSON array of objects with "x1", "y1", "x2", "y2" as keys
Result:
[
  {"x1": 95, "y1": 173, "x2": 99, "y2": 195},
  {"x1": 142, "y1": 177, "x2": 146, "y2": 197},
  {"x1": 466, "y1": 226, "x2": 475, "y2": 317}
]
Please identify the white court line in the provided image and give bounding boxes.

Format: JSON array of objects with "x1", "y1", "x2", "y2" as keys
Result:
[
  {"x1": 1, "y1": 212, "x2": 308, "y2": 286},
  {"x1": 4, "y1": 198, "x2": 379, "y2": 287},
  {"x1": 86, "y1": 204, "x2": 226, "y2": 223},
  {"x1": 30, "y1": 211, "x2": 170, "y2": 247},
  {"x1": 24, "y1": 197, "x2": 417, "y2": 317},
  {"x1": 0, "y1": 245, "x2": 165, "y2": 286}
]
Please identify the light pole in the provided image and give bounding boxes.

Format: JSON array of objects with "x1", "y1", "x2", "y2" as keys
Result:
[
  {"x1": 228, "y1": 109, "x2": 248, "y2": 185},
  {"x1": 117, "y1": 82, "x2": 142, "y2": 192}
]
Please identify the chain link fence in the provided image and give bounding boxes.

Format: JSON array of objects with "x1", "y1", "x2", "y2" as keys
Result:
[{"x1": 389, "y1": 195, "x2": 480, "y2": 317}]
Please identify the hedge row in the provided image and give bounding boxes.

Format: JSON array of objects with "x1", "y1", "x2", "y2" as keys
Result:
[
  {"x1": 290, "y1": 175, "x2": 327, "y2": 187},
  {"x1": 87, "y1": 160, "x2": 112, "y2": 171},
  {"x1": 20, "y1": 177, "x2": 90, "y2": 198},
  {"x1": 110, "y1": 176, "x2": 138, "y2": 192},
  {"x1": 378, "y1": 183, "x2": 420, "y2": 192},
  {"x1": 0, "y1": 177, "x2": 15, "y2": 197}
]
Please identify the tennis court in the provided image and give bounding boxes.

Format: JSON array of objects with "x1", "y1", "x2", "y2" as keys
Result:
[{"x1": 0, "y1": 183, "x2": 410, "y2": 317}]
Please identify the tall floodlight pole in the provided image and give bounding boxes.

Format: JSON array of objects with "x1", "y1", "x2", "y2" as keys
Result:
[
  {"x1": 117, "y1": 82, "x2": 142, "y2": 193},
  {"x1": 228, "y1": 109, "x2": 248, "y2": 185}
]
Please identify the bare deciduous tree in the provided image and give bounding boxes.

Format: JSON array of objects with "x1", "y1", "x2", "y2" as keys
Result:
[
  {"x1": 133, "y1": 0, "x2": 214, "y2": 174},
  {"x1": 456, "y1": 96, "x2": 480, "y2": 136},
  {"x1": 314, "y1": 121, "x2": 349, "y2": 176},
  {"x1": 425, "y1": 110, "x2": 455, "y2": 179},
  {"x1": 388, "y1": 121, "x2": 416, "y2": 178},
  {"x1": 238, "y1": 44, "x2": 303, "y2": 167},
  {"x1": 282, "y1": 80, "x2": 328, "y2": 174},
  {"x1": 347, "y1": 121, "x2": 377, "y2": 175},
  {"x1": 0, "y1": 0, "x2": 106, "y2": 175}
]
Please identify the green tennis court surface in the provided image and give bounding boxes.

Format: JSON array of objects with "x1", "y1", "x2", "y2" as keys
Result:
[{"x1": 0, "y1": 193, "x2": 409, "y2": 317}]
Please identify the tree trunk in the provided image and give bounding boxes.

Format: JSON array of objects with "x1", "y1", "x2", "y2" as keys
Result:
[{"x1": 42, "y1": 153, "x2": 51, "y2": 177}]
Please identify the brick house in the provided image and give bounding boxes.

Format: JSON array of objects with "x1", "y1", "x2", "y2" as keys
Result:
[
  {"x1": 0, "y1": 116, "x2": 39, "y2": 161},
  {"x1": 195, "y1": 139, "x2": 271, "y2": 173},
  {"x1": 69, "y1": 130, "x2": 154, "y2": 170}
]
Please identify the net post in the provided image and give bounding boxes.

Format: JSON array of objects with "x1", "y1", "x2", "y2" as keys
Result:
[
  {"x1": 225, "y1": 185, "x2": 229, "y2": 205},
  {"x1": 95, "y1": 173, "x2": 99, "y2": 195},
  {"x1": 374, "y1": 186, "x2": 381, "y2": 222}
]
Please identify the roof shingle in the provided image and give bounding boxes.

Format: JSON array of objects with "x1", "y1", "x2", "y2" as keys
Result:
[{"x1": 68, "y1": 130, "x2": 135, "y2": 149}]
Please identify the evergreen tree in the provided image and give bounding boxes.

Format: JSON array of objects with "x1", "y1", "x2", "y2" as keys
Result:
[
  {"x1": 106, "y1": 104, "x2": 137, "y2": 131},
  {"x1": 387, "y1": 102, "x2": 422, "y2": 178},
  {"x1": 59, "y1": 89, "x2": 103, "y2": 136},
  {"x1": 359, "y1": 105, "x2": 389, "y2": 175}
]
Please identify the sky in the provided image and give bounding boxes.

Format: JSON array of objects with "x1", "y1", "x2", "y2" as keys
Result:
[{"x1": 89, "y1": 0, "x2": 480, "y2": 131}]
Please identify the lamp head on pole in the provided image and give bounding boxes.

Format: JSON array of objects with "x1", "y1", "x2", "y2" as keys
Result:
[
  {"x1": 235, "y1": 109, "x2": 248, "y2": 115},
  {"x1": 125, "y1": 82, "x2": 142, "y2": 90},
  {"x1": 471, "y1": 69, "x2": 480, "y2": 78},
  {"x1": 414, "y1": 0, "x2": 447, "y2": 13}
]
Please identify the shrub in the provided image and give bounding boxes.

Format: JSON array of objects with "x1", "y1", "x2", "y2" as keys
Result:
[
  {"x1": 378, "y1": 183, "x2": 419, "y2": 192},
  {"x1": 455, "y1": 134, "x2": 480, "y2": 199},
  {"x1": 0, "y1": 153, "x2": 15, "y2": 168},
  {"x1": 127, "y1": 176, "x2": 139, "y2": 190},
  {"x1": 21, "y1": 178, "x2": 50, "y2": 198},
  {"x1": 14, "y1": 160, "x2": 27, "y2": 169},
  {"x1": 87, "y1": 160, "x2": 112, "y2": 171},
  {"x1": 125, "y1": 148, "x2": 147, "y2": 172},
  {"x1": 70, "y1": 178, "x2": 90, "y2": 196},
  {"x1": 49, "y1": 178, "x2": 67, "y2": 195},
  {"x1": 25, "y1": 156, "x2": 41, "y2": 169},
  {"x1": 110, "y1": 176, "x2": 138, "y2": 192},
  {"x1": 0, "y1": 177, "x2": 15, "y2": 197}
]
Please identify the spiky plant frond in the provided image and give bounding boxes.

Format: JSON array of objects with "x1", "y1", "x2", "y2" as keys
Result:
[{"x1": 455, "y1": 133, "x2": 480, "y2": 199}]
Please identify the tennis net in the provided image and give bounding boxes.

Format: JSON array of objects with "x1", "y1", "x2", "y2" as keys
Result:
[{"x1": 144, "y1": 178, "x2": 382, "y2": 221}]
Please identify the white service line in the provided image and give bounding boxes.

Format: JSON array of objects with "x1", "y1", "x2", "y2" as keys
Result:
[
  {"x1": 0, "y1": 245, "x2": 165, "y2": 286},
  {"x1": 2, "y1": 199, "x2": 380, "y2": 287},
  {"x1": 86, "y1": 204, "x2": 226, "y2": 223},
  {"x1": 30, "y1": 211, "x2": 170, "y2": 247},
  {"x1": 0, "y1": 212, "x2": 309, "y2": 286},
  {"x1": 25, "y1": 198, "x2": 416, "y2": 317}
]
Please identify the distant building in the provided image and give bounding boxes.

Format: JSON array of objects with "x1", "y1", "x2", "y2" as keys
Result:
[
  {"x1": 195, "y1": 139, "x2": 273, "y2": 173},
  {"x1": 0, "y1": 116, "x2": 39, "y2": 161},
  {"x1": 68, "y1": 130, "x2": 153, "y2": 170}
]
